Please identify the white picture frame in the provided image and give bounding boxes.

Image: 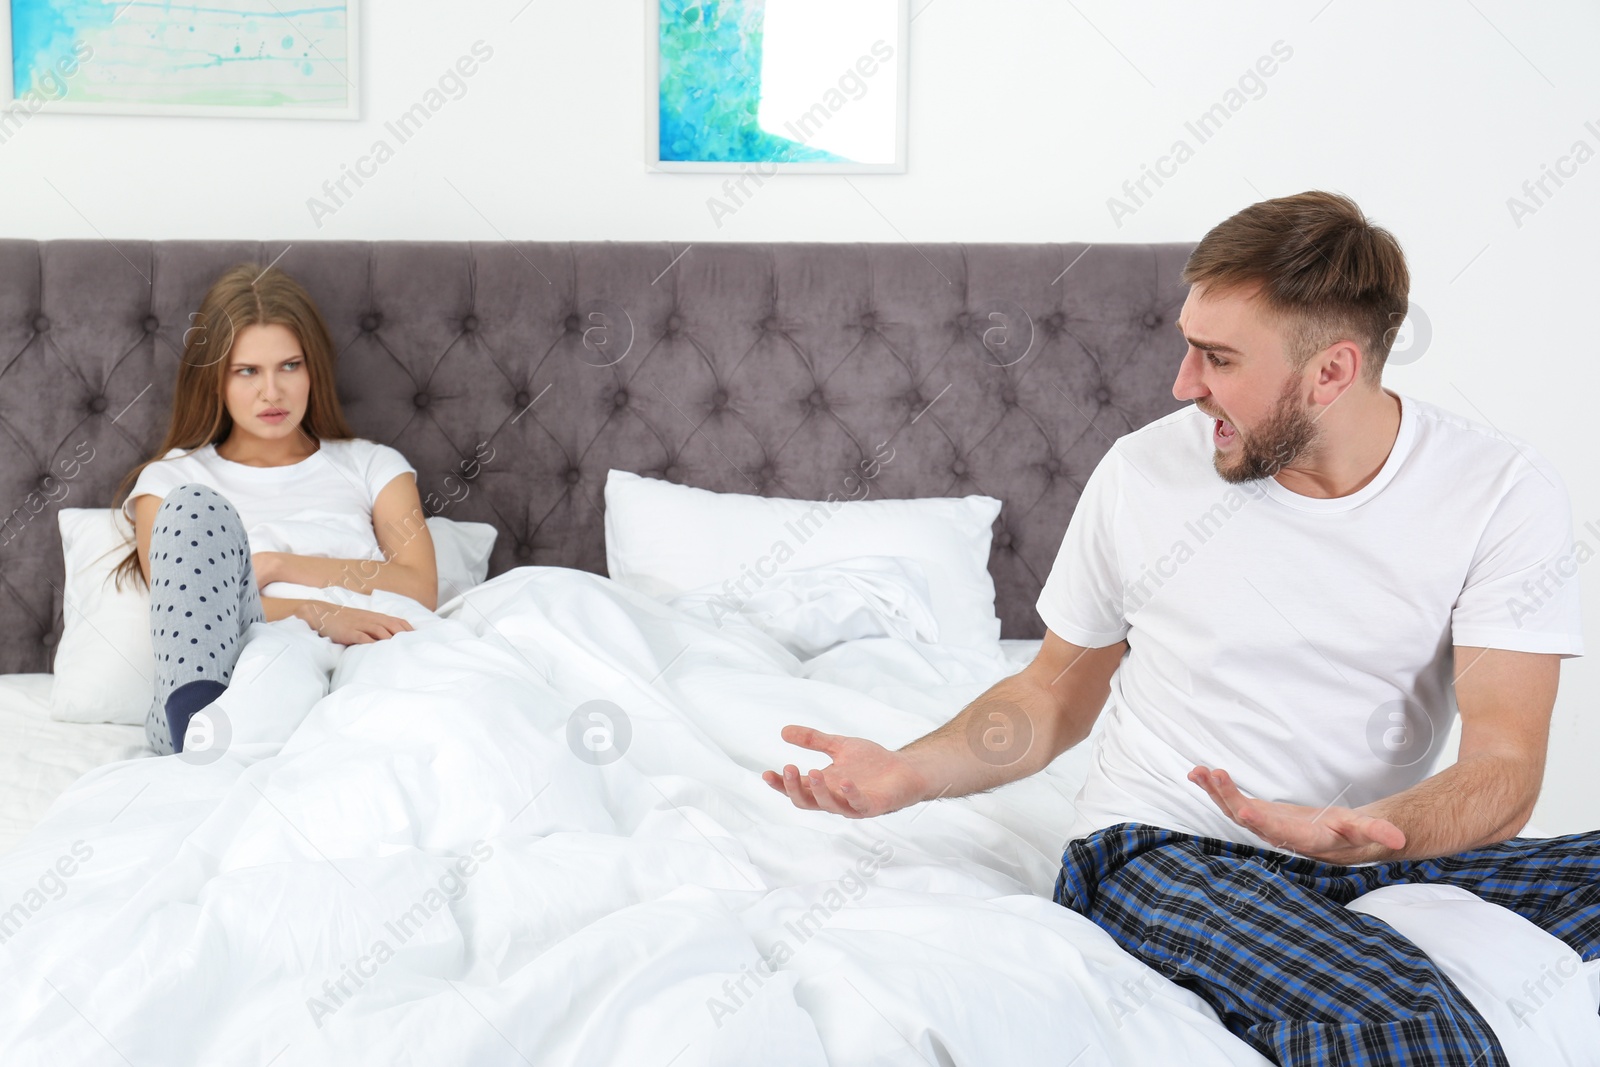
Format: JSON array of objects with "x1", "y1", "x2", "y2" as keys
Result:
[
  {"x1": 645, "y1": 0, "x2": 909, "y2": 174},
  {"x1": 0, "y1": 0, "x2": 360, "y2": 120}
]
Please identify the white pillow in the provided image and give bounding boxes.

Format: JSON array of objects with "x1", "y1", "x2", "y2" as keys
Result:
[
  {"x1": 50, "y1": 509, "x2": 498, "y2": 724},
  {"x1": 52, "y1": 509, "x2": 156, "y2": 724},
  {"x1": 428, "y1": 516, "x2": 497, "y2": 606},
  {"x1": 603, "y1": 469, "x2": 1002, "y2": 649}
]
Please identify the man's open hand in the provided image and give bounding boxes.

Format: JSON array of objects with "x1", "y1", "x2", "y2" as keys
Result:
[
  {"x1": 763, "y1": 726, "x2": 930, "y2": 819},
  {"x1": 1189, "y1": 766, "x2": 1407, "y2": 864}
]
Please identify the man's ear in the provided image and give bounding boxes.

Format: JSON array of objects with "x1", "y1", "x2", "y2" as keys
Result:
[{"x1": 1309, "y1": 338, "x2": 1363, "y2": 406}]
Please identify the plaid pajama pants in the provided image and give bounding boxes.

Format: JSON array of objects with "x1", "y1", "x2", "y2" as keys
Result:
[{"x1": 1052, "y1": 822, "x2": 1600, "y2": 1067}]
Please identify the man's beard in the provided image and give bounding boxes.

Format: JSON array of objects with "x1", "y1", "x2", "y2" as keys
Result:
[{"x1": 1212, "y1": 377, "x2": 1320, "y2": 484}]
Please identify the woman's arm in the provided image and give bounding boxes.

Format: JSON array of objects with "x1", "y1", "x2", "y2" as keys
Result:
[
  {"x1": 260, "y1": 596, "x2": 318, "y2": 624},
  {"x1": 133, "y1": 489, "x2": 422, "y2": 643},
  {"x1": 266, "y1": 596, "x2": 414, "y2": 644},
  {"x1": 256, "y1": 474, "x2": 439, "y2": 611},
  {"x1": 133, "y1": 495, "x2": 355, "y2": 625}
]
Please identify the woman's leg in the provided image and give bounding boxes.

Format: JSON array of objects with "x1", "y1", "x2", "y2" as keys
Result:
[{"x1": 144, "y1": 484, "x2": 265, "y2": 755}]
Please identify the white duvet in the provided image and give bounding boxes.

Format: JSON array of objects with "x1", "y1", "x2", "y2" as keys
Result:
[{"x1": 0, "y1": 566, "x2": 1273, "y2": 1067}]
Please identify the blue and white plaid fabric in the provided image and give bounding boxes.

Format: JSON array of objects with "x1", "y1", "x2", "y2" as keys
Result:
[{"x1": 1053, "y1": 823, "x2": 1600, "y2": 1066}]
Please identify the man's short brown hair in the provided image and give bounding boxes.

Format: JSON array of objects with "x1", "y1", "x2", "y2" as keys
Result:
[{"x1": 1181, "y1": 190, "x2": 1410, "y2": 383}]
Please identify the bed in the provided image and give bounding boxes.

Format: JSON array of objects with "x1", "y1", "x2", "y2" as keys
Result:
[
  {"x1": 0, "y1": 236, "x2": 1192, "y2": 835},
  {"x1": 0, "y1": 240, "x2": 1590, "y2": 1065}
]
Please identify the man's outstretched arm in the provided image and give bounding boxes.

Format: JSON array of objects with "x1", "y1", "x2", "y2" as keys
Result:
[
  {"x1": 1192, "y1": 645, "x2": 1558, "y2": 863},
  {"x1": 763, "y1": 632, "x2": 1128, "y2": 818}
]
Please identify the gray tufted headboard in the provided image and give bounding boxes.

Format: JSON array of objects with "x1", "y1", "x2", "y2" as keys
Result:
[{"x1": 0, "y1": 239, "x2": 1194, "y2": 673}]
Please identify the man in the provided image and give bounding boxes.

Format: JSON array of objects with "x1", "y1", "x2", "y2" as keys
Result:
[{"x1": 761, "y1": 191, "x2": 1594, "y2": 1067}]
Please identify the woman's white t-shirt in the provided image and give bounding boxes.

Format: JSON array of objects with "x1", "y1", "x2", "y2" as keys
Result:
[
  {"x1": 1036, "y1": 390, "x2": 1586, "y2": 847},
  {"x1": 124, "y1": 438, "x2": 417, "y2": 600}
]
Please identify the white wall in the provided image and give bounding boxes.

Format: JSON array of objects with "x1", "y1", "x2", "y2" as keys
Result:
[{"x1": 3, "y1": 0, "x2": 1597, "y2": 832}]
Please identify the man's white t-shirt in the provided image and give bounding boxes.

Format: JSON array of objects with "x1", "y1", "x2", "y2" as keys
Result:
[
  {"x1": 124, "y1": 438, "x2": 416, "y2": 600},
  {"x1": 1036, "y1": 391, "x2": 1585, "y2": 847}
]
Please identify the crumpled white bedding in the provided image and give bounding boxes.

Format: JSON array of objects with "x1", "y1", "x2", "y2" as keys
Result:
[
  {"x1": 0, "y1": 567, "x2": 1272, "y2": 1066},
  {"x1": 667, "y1": 556, "x2": 943, "y2": 659},
  {"x1": 3, "y1": 565, "x2": 1594, "y2": 1065}
]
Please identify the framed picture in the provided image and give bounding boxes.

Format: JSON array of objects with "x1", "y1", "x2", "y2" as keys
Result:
[
  {"x1": 647, "y1": 0, "x2": 908, "y2": 174},
  {"x1": 0, "y1": 0, "x2": 359, "y2": 119}
]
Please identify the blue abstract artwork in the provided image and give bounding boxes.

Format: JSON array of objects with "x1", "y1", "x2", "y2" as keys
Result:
[
  {"x1": 656, "y1": 0, "x2": 903, "y2": 169},
  {"x1": 7, "y1": 0, "x2": 356, "y2": 116}
]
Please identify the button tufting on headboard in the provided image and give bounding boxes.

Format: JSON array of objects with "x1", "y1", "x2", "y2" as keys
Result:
[{"x1": 0, "y1": 238, "x2": 1193, "y2": 672}]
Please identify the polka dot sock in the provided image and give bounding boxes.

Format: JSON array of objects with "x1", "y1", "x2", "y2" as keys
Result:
[
  {"x1": 144, "y1": 484, "x2": 266, "y2": 756},
  {"x1": 164, "y1": 678, "x2": 228, "y2": 753}
]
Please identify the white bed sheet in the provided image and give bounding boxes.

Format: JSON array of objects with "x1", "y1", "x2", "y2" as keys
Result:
[
  {"x1": 0, "y1": 568, "x2": 1271, "y2": 1067},
  {"x1": 0, "y1": 674, "x2": 147, "y2": 856}
]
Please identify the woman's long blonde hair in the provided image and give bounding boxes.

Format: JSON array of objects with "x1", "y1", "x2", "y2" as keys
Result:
[{"x1": 111, "y1": 264, "x2": 354, "y2": 591}]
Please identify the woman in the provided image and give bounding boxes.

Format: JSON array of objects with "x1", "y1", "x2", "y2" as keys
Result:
[{"x1": 111, "y1": 264, "x2": 437, "y2": 756}]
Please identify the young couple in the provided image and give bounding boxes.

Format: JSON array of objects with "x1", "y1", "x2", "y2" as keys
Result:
[{"x1": 120, "y1": 194, "x2": 1596, "y2": 1066}]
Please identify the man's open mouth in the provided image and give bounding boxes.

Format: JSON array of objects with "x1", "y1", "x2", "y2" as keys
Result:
[{"x1": 1213, "y1": 417, "x2": 1238, "y2": 446}]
